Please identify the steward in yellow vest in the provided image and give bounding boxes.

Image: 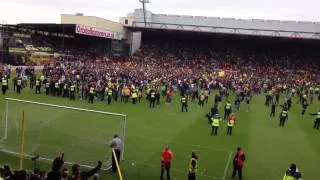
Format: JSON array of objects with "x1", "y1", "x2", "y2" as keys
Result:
[
  {"x1": 283, "y1": 164, "x2": 302, "y2": 180},
  {"x1": 131, "y1": 90, "x2": 138, "y2": 104},
  {"x1": 227, "y1": 119, "x2": 235, "y2": 135},
  {"x1": 188, "y1": 152, "x2": 198, "y2": 180},
  {"x1": 211, "y1": 115, "x2": 220, "y2": 136}
]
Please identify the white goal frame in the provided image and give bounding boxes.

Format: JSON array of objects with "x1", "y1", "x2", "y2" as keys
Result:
[{"x1": 0, "y1": 98, "x2": 127, "y2": 170}]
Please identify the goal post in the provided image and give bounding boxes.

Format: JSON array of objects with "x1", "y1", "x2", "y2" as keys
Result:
[{"x1": 0, "y1": 98, "x2": 127, "y2": 170}]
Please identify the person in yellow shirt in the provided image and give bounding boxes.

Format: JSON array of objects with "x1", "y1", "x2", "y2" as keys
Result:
[{"x1": 131, "y1": 89, "x2": 138, "y2": 104}]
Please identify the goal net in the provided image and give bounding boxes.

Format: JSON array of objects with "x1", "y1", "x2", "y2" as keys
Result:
[{"x1": 0, "y1": 98, "x2": 126, "y2": 170}]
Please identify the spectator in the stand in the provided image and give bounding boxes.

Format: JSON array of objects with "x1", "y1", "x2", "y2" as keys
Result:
[
  {"x1": 47, "y1": 154, "x2": 65, "y2": 180},
  {"x1": 71, "y1": 160, "x2": 102, "y2": 180}
]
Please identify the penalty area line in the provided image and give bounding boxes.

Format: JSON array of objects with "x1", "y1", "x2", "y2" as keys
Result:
[{"x1": 222, "y1": 150, "x2": 233, "y2": 180}]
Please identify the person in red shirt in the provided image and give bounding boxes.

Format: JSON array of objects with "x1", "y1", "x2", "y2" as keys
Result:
[
  {"x1": 231, "y1": 147, "x2": 245, "y2": 180},
  {"x1": 229, "y1": 113, "x2": 237, "y2": 122},
  {"x1": 161, "y1": 145, "x2": 174, "y2": 180}
]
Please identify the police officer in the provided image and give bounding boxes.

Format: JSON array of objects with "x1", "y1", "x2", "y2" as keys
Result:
[
  {"x1": 35, "y1": 78, "x2": 41, "y2": 94},
  {"x1": 149, "y1": 89, "x2": 156, "y2": 108},
  {"x1": 279, "y1": 108, "x2": 288, "y2": 127},
  {"x1": 188, "y1": 152, "x2": 198, "y2": 180},
  {"x1": 181, "y1": 95, "x2": 188, "y2": 112},
  {"x1": 70, "y1": 83, "x2": 76, "y2": 100},
  {"x1": 310, "y1": 110, "x2": 320, "y2": 130},
  {"x1": 211, "y1": 114, "x2": 220, "y2": 136},
  {"x1": 1, "y1": 76, "x2": 8, "y2": 95},
  {"x1": 16, "y1": 77, "x2": 22, "y2": 94},
  {"x1": 88, "y1": 85, "x2": 95, "y2": 104},
  {"x1": 224, "y1": 100, "x2": 232, "y2": 120}
]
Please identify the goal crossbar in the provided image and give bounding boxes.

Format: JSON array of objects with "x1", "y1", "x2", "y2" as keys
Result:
[{"x1": 5, "y1": 98, "x2": 126, "y2": 117}]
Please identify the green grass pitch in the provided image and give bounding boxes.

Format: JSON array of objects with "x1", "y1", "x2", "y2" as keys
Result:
[{"x1": 0, "y1": 86, "x2": 319, "y2": 180}]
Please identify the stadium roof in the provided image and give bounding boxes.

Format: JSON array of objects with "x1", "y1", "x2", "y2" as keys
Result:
[
  {"x1": 17, "y1": 23, "x2": 76, "y2": 34},
  {"x1": 126, "y1": 9, "x2": 320, "y2": 40}
]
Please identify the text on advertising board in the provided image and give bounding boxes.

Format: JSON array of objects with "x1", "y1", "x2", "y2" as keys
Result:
[{"x1": 75, "y1": 24, "x2": 121, "y2": 40}]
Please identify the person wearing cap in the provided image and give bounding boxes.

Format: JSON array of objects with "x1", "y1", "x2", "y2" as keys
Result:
[
  {"x1": 188, "y1": 152, "x2": 198, "y2": 180},
  {"x1": 161, "y1": 145, "x2": 174, "y2": 180},
  {"x1": 282, "y1": 163, "x2": 302, "y2": 180},
  {"x1": 231, "y1": 147, "x2": 245, "y2": 180}
]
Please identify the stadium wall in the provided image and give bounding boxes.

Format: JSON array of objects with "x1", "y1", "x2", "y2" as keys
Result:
[{"x1": 61, "y1": 14, "x2": 126, "y2": 39}]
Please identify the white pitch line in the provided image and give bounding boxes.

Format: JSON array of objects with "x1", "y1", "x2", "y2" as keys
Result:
[{"x1": 222, "y1": 151, "x2": 233, "y2": 180}]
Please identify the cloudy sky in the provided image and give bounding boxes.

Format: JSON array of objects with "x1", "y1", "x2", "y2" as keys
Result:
[{"x1": 0, "y1": 0, "x2": 319, "y2": 24}]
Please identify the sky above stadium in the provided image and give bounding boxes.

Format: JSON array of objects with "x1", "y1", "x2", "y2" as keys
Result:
[{"x1": 0, "y1": 0, "x2": 319, "y2": 24}]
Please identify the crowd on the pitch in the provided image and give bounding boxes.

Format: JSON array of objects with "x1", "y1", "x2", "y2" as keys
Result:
[{"x1": 2, "y1": 41, "x2": 319, "y2": 106}]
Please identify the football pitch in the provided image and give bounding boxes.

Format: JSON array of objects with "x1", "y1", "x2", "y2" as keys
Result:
[{"x1": 0, "y1": 87, "x2": 319, "y2": 180}]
